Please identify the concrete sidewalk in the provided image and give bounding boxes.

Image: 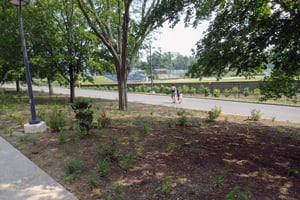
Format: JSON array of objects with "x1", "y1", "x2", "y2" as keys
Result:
[{"x1": 0, "y1": 137, "x2": 77, "y2": 200}]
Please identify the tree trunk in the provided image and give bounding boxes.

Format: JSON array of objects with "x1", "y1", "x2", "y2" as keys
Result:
[
  {"x1": 117, "y1": 69, "x2": 127, "y2": 110},
  {"x1": 47, "y1": 78, "x2": 53, "y2": 96},
  {"x1": 16, "y1": 80, "x2": 20, "y2": 92},
  {"x1": 69, "y1": 64, "x2": 75, "y2": 103}
]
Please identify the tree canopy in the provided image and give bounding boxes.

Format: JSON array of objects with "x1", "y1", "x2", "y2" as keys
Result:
[{"x1": 188, "y1": 0, "x2": 300, "y2": 99}]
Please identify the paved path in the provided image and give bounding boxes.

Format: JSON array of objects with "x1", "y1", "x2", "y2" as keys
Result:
[
  {"x1": 0, "y1": 137, "x2": 77, "y2": 200},
  {"x1": 24, "y1": 85, "x2": 300, "y2": 123},
  {"x1": 2, "y1": 84, "x2": 299, "y2": 123}
]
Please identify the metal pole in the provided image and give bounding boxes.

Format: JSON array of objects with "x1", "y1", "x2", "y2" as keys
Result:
[
  {"x1": 17, "y1": 2, "x2": 39, "y2": 124},
  {"x1": 150, "y1": 44, "x2": 154, "y2": 93}
]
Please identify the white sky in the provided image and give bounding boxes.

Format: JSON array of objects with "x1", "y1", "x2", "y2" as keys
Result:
[{"x1": 151, "y1": 20, "x2": 209, "y2": 56}]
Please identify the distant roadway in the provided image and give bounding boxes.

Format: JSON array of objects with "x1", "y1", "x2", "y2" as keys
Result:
[{"x1": 2, "y1": 84, "x2": 300, "y2": 123}]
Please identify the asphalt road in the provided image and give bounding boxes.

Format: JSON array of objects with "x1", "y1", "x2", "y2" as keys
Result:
[{"x1": 2, "y1": 84, "x2": 300, "y2": 123}]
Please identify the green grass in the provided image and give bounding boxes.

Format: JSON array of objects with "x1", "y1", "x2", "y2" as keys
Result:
[{"x1": 85, "y1": 76, "x2": 115, "y2": 84}]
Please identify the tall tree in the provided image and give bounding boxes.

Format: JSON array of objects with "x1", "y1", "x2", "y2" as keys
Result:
[
  {"x1": 188, "y1": 0, "x2": 300, "y2": 99},
  {"x1": 0, "y1": 0, "x2": 27, "y2": 91},
  {"x1": 28, "y1": 0, "x2": 97, "y2": 102},
  {"x1": 76, "y1": 0, "x2": 188, "y2": 110}
]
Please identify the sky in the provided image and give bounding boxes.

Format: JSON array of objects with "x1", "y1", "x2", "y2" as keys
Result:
[{"x1": 151, "y1": 20, "x2": 209, "y2": 57}]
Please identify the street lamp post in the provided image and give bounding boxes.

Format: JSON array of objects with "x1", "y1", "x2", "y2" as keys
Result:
[
  {"x1": 9, "y1": 0, "x2": 40, "y2": 124},
  {"x1": 149, "y1": 44, "x2": 154, "y2": 94}
]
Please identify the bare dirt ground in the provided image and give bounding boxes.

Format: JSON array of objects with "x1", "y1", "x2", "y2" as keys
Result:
[{"x1": 1, "y1": 94, "x2": 300, "y2": 200}]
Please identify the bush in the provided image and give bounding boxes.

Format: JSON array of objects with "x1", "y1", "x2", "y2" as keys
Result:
[
  {"x1": 190, "y1": 87, "x2": 197, "y2": 95},
  {"x1": 207, "y1": 106, "x2": 222, "y2": 121},
  {"x1": 253, "y1": 87, "x2": 261, "y2": 96},
  {"x1": 198, "y1": 84, "x2": 206, "y2": 95},
  {"x1": 213, "y1": 89, "x2": 221, "y2": 97},
  {"x1": 96, "y1": 159, "x2": 109, "y2": 177},
  {"x1": 224, "y1": 89, "x2": 231, "y2": 97},
  {"x1": 243, "y1": 87, "x2": 250, "y2": 97},
  {"x1": 64, "y1": 159, "x2": 84, "y2": 175},
  {"x1": 248, "y1": 109, "x2": 262, "y2": 121},
  {"x1": 204, "y1": 87, "x2": 211, "y2": 96},
  {"x1": 97, "y1": 111, "x2": 112, "y2": 128},
  {"x1": 71, "y1": 99, "x2": 94, "y2": 132},
  {"x1": 119, "y1": 152, "x2": 136, "y2": 170},
  {"x1": 180, "y1": 85, "x2": 190, "y2": 94},
  {"x1": 48, "y1": 107, "x2": 66, "y2": 132},
  {"x1": 231, "y1": 86, "x2": 240, "y2": 97}
]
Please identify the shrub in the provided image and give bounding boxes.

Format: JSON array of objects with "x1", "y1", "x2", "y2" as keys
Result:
[
  {"x1": 64, "y1": 159, "x2": 84, "y2": 175},
  {"x1": 204, "y1": 87, "x2": 210, "y2": 96},
  {"x1": 88, "y1": 173, "x2": 101, "y2": 188},
  {"x1": 224, "y1": 186, "x2": 250, "y2": 200},
  {"x1": 96, "y1": 159, "x2": 109, "y2": 177},
  {"x1": 177, "y1": 109, "x2": 188, "y2": 126},
  {"x1": 207, "y1": 106, "x2": 222, "y2": 121},
  {"x1": 248, "y1": 109, "x2": 262, "y2": 121},
  {"x1": 243, "y1": 87, "x2": 250, "y2": 97},
  {"x1": 190, "y1": 87, "x2": 197, "y2": 95},
  {"x1": 118, "y1": 152, "x2": 136, "y2": 170},
  {"x1": 253, "y1": 87, "x2": 261, "y2": 96},
  {"x1": 71, "y1": 99, "x2": 93, "y2": 132},
  {"x1": 48, "y1": 107, "x2": 66, "y2": 132},
  {"x1": 223, "y1": 89, "x2": 231, "y2": 97},
  {"x1": 181, "y1": 85, "x2": 190, "y2": 94},
  {"x1": 97, "y1": 111, "x2": 112, "y2": 128},
  {"x1": 231, "y1": 86, "x2": 240, "y2": 97},
  {"x1": 97, "y1": 135, "x2": 120, "y2": 161},
  {"x1": 198, "y1": 84, "x2": 206, "y2": 95},
  {"x1": 160, "y1": 176, "x2": 173, "y2": 195},
  {"x1": 213, "y1": 88, "x2": 221, "y2": 97}
]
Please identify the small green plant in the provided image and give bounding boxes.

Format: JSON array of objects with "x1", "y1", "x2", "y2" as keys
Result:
[
  {"x1": 287, "y1": 167, "x2": 300, "y2": 177},
  {"x1": 106, "y1": 184, "x2": 125, "y2": 200},
  {"x1": 167, "y1": 119, "x2": 176, "y2": 128},
  {"x1": 207, "y1": 106, "x2": 222, "y2": 121},
  {"x1": 160, "y1": 176, "x2": 173, "y2": 194},
  {"x1": 248, "y1": 109, "x2": 262, "y2": 121},
  {"x1": 96, "y1": 159, "x2": 109, "y2": 177},
  {"x1": 97, "y1": 135, "x2": 119, "y2": 161},
  {"x1": 88, "y1": 173, "x2": 101, "y2": 188},
  {"x1": 71, "y1": 99, "x2": 94, "y2": 132},
  {"x1": 213, "y1": 177, "x2": 224, "y2": 187},
  {"x1": 118, "y1": 152, "x2": 136, "y2": 170},
  {"x1": 63, "y1": 145, "x2": 72, "y2": 155},
  {"x1": 97, "y1": 111, "x2": 112, "y2": 128},
  {"x1": 57, "y1": 129, "x2": 67, "y2": 144},
  {"x1": 48, "y1": 107, "x2": 66, "y2": 132},
  {"x1": 177, "y1": 109, "x2": 188, "y2": 126},
  {"x1": 166, "y1": 142, "x2": 178, "y2": 151},
  {"x1": 63, "y1": 159, "x2": 84, "y2": 175},
  {"x1": 224, "y1": 186, "x2": 250, "y2": 200},
  {"x1": 135, "y1": 142, "x2": 145, "y2": 157},
  {"x1": 130, "y1": 131, "x2": 139, "y2": 141},
  {"x1": 141, "y1": 122, "x2": 150, "y2": 134}
]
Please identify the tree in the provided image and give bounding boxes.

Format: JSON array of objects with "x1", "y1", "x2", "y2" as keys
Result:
[
  {"x1": 76, "y1": 0, "x2": 188, "y2": 110},
  {"x1": 0, "y1": 1, "x2": 27, "y2": 91},
  {"x1": 188, "y1": 0, "x2": 300, "y2": 99},
  {"x1": 28, "y1": 0, "x2": 97, "y2": 102}
]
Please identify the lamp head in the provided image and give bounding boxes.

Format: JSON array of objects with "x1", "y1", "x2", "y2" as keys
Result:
[{"x1": 8, "y1": 0, "x2": 29, "y2": 6}]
